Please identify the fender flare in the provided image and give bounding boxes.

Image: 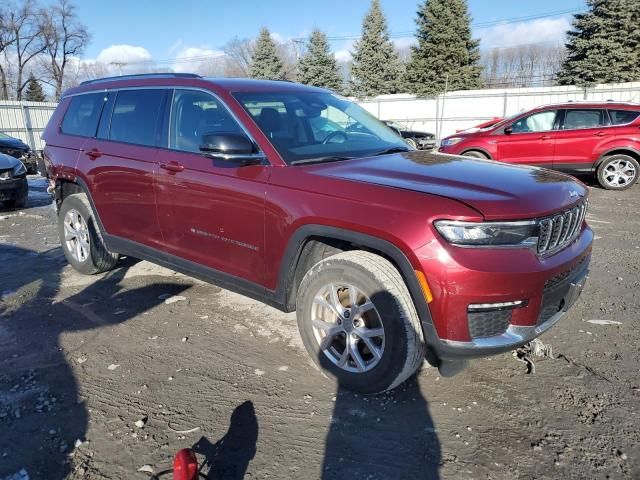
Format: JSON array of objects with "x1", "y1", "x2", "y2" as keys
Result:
[
  {"x1": 58, "y1": 176, "x2": 109, "y2": 238},
  {"x1": 460, "y1": 147, "x2": 493, "y2": 159},
  {"x1": 595, "y1": 146, "x2": 640, "y2": 171},
  {"x1": 276, "y1": 224, "x2": 435, "y2": 332}
]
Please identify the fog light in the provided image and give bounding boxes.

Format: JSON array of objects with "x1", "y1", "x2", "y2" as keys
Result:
[{"x1": 468, "y1": 300, "x2": 526, "y2": 312}]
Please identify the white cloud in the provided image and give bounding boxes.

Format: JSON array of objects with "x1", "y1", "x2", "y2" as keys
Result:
[
  {"x1": 479, "y1": 17, "x2": 570, "y2": 49},
  {"x1": 171, "y1": 47, "x2": 225, "y2": 74},
  {"x1": 96, "y1": 44, "x2": 154, "y2": 66}
]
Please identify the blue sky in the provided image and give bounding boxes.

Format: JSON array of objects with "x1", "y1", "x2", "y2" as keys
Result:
[{"x1": 57, "y1": 0, "x2": 586, "y2": 69}]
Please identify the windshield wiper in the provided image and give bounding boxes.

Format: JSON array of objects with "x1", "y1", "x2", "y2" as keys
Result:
[
  {"x1": 372, "y1": 147, "x2": 410, "y2": 156},
  {"x1": 290, "y1": 155, "x2": 354, "y2": 166}
]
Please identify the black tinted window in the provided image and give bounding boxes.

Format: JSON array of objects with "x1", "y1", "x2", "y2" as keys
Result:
[
  {"x1": 61, "y1": 93, "x2": 106, "y2": 137},
  {"x1": 170, "y1": 89, "x2": 243, "y2": 153},
  {"x1": 109, "y1": 90, "x2": 165, "y2": 146},
  {"x1": 563, "y1": 109, "x2": 606, "y2": 130},
  {"x1": 609, "y1": 109, "x2": 640, "y2": 125}
]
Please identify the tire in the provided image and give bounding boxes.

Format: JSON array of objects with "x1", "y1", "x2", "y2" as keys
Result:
[
  {"x1": 405, "y1": 138, "x2": 418, "y2": 149},
  {"x1": 597, "y1": 154, "x2": 639, "y2": 190},
  {"x1": 462, "y1": 150, "x2": 489, "y2": 159},
  {"x1": 58, "y1": 193, "x2": 119, "y2": 274},
  {"x1": 296, "y1": 250, "x2": 426, "y2": 394}
]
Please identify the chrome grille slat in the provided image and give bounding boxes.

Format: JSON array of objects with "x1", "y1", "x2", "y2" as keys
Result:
[{"x1": 536, "y1": 200, "x2": 588, "y2": 255}]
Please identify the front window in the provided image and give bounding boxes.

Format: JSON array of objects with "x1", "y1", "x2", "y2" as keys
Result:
[
  {"x1": 511, "y1": 111, "x2": 557, "y2": 133},
  {"x1": 233, "y1": 92, "x2": 408, "y2": 164}
]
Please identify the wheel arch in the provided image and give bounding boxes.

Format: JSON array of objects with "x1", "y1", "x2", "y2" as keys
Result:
[
  {"x1": 595, "y1": 147, "x2": 640, "y2": 170},
  {"x1": 460, "y1": 147, "x2": 492, "y2": 159},
  {"x1": 277, "y1": 225, "x2": 435, "y2": 332},
  {"x1": 55, "y1": 176, "x2": 109, "y2": 237}
]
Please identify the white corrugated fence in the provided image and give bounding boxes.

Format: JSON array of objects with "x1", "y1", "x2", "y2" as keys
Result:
[{"x1": 2, "y1": 81, "x2": 640, "y2": 150}]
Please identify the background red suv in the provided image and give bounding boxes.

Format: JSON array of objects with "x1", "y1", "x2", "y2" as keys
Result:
[{"x1": 439, "y1": 102, "x2": 640, "y2": 190}]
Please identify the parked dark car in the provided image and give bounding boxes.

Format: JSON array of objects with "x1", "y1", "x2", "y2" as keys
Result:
[
  {"x1": 0, "y1": 132, "x2": 38, "y2": 174},
  {"x1": 44, "y1": 73, "x2": 592, "y2": 393},
  {"x1": 383, "y1": 121, "x2": 436, "y2": 150},
  {"x1": 0, "y1": 153, "x2": 28, "y2": 208},
  {"x1": 439, "y1": 101, "x2": 640, "y2": 190}
]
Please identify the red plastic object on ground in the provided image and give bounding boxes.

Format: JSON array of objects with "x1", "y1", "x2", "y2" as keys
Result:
[{"x1": 173, "y1": 449, "x2": 198, "y2": 480}]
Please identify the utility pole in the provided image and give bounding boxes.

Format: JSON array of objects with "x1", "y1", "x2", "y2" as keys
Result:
[{"x1": 110, "y1": 62, "x2": 127, "y2": 76}]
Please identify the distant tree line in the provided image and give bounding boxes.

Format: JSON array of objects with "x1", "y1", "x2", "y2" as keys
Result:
[
  {"x1": 1, "y1": 0, "x2": 640, "y2": 101},
  {"x1": 0, "y1": 0, "x2": 88, "y2": 101}
]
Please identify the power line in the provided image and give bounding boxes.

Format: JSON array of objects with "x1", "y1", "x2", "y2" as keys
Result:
[{"x1": 105, "y1": 8, "x2": 581, "y2": 67}]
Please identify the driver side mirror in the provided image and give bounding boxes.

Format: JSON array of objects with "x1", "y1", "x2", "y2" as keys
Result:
[
  {"x1": 504, "y1": 126, "x2": 513, "y2": 135},
  {"x1": 200, "y1": 132, "x2": 265, "y2": 164}
]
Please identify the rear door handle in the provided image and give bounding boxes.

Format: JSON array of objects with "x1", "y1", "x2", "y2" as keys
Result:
[
  {"x1": 594, "y1": 131, "x2": 606, "y2": 137},
  {"x1": 539, "y1": 135, "x2": 551, "y2": 140},
  {"x1": 160, "y1": 162, "x2": 185, "y2": 173},
  {"x1": 82, "y1": 148, "x2": 102, "y2": 159}
]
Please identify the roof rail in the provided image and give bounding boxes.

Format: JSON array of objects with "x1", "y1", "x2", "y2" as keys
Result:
[{"x1": 80, "y1": 73, "x2": 201, "y2": 86}]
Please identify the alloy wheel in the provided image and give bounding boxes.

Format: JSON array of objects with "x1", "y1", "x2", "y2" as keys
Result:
[
  {"x1": 603, "y1": 158, "x2": 637, "y2": 188},
  {"x1": 63, "y1": 209, "x2": 90, "y2": 262},
  {"x1": 311, "y1": 283, "x2": 385, "y2": 373}
]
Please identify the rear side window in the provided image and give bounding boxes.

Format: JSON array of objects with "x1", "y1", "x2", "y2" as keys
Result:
[
  {"x1": 61, "y1": 93, "x2": 106, "y2": 137},
  {"x1": 563, "y1": 109, "x2": 607, "y2": 130},
  {"x1": 109, "y1": 89, "x2": 165, "y2": 147},
  {"x1": 609, "y1": 110, "x2": 640, "y2": 125}
]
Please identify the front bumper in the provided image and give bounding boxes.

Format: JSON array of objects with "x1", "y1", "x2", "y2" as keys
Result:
[
  {"x1": 416, "y1": 225, "x2": 593, "y2": 360},
  {"x1": 417, "y1": 138, "x2": 436, "y2": 150},
  {"x1": 0, "y1": 177, "x2": 28, "y2": 202}
]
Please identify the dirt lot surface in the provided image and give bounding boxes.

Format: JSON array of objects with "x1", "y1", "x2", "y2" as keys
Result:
[{"x1": 1, "y1": 176, "x2": 639, "y2": 480}]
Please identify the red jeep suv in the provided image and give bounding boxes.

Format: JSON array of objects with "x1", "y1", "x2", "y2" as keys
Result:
[
  {"x1": 439, "y1": 102, "x2": 640, "y2": 190},
  {"x1": 43, "y1": 74, "x2": 593, "y2": 393}
]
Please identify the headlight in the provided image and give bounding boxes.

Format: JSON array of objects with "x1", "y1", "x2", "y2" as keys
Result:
[
  {"x1": 440, "y1": 137, "x2": 463, "y2": 147},
  {"x1": 12, "y1": 162, "x2": 27, "y2": 177},
  {"x1": 434, "y1": 220, "x2": 538, "y2": 247}
]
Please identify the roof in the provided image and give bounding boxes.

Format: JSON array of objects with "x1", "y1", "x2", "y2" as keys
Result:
[
  {"x1": 65, "y1": 73, "x2": 328, "y2": 97},
  {"x1": 534, "y1": 100, "x2": 640, "y2": 110}
]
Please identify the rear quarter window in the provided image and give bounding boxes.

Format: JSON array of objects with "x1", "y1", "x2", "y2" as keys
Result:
[
  {"x1": 61, "y1": 93, "x2": 106, "y2": 137},
  {"x1": 609, "y1": 110, "x2": 640, "y2": 125}
]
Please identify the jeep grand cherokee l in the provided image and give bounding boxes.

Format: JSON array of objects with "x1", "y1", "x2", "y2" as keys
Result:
[
  {"x1": 43, "y1": 74, "x2": 593, "y2": 393},
  {"x1": 439, "y1": 102, "x2": 640, "y2": 191}
]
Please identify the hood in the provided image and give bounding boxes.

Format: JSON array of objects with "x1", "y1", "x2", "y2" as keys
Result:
[
  {"x1": 0, "y1": 153, "x2": 21, "y2": 169},
  {"x1": 0, "y1": 137, "x2": 29, "y2": 151},
  {"x1": 309, "y1": 151, "x2": 587, "y2": 220}
]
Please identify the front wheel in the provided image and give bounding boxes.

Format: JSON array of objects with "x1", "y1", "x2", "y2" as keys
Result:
[
  {"x1": 597, "y1": 154, "x2": 639, "y2": 190},
  {"x1": 58, "y1": 193, "x2": 119, "y2": 274},
  {"x1": 296, "y1": 250, "x2": 426, "y2": 394}
]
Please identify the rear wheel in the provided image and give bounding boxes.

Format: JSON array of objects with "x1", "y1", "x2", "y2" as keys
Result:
[
  {"x1": 58, "y1": 193, "x2": 119, "y2": 274},
  {"x1": 296, "y1": 250, "x2": 426, "y2": 394},
  {"x1": 597, "y1": 154, "x2": 639, "y2": 190}
]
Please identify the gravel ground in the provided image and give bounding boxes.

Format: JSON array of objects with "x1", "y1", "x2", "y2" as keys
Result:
[{"x1": 0, "y1": 175, "x2": 638, "y2": 480}]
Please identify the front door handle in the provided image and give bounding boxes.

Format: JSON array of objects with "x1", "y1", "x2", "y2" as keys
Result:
[
  {"x1": 160, "y1": 162, "x2": 185, "y2": 173},
  {"x1": 539, "y1": 135, "x2": 551, "y2": 140},
  {"x1": 83, "y1": 148, "x2": 102, "y2": 159},
  {"x1": 594, "y1": 131, "x2": 606, "y2": 137}
]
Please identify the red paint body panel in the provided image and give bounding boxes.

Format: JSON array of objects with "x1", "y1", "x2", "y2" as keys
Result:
[{"x1": 43, "y1": 77, "x2": 594, "y2": 350}]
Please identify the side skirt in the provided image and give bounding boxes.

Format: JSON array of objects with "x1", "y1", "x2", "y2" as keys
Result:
[{"x1": 104, "y1": 235, "x2": 287, "y2": 312}]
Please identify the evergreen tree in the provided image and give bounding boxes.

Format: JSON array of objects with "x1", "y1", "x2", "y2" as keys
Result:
[
  {"x1": 249, "y1": 27, "x2": 285, "y2": 80},
  {"x1": 557, "y1": 0, "x2": 640, "y2": 86},
  {"x1": 24, "y1": 74, "x2": 46, "y2": 102},
  {"x1": 404, "y1": 0, "x2": 483, "y2": 96},
  {"x1": 349, "y1": 0, "x2": 403, "y2": 97},
  {"x1": 297, "y1": 29, "x2": 343, "y2": 91}
]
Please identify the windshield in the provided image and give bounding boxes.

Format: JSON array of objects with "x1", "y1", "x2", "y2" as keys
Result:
[{"x1": 232, "y1": 91, "x2": 408, "y2": 164}]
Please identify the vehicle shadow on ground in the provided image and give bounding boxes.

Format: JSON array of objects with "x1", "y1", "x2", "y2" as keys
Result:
[
  {"x1": 192, "y1": 401, "x2": 259, "y2": 479},
  {"x1": 321, "y1": 290, "x2": 441, "y2": 480},
  {"x1": 0, "y1": 245, "x2": 189, "y2": 479}
]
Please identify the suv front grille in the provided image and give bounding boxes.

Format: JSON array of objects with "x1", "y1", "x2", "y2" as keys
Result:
[{"x1": 537, "y1": 201, "x2": 587, "y2": 255}]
